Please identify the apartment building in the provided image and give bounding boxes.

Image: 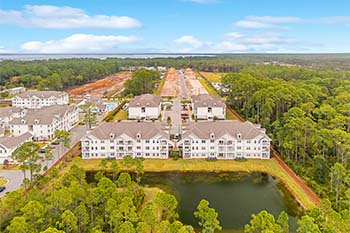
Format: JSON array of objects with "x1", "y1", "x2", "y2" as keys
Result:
[
  {"x1": 192, "y1": 94, "x2": 226, "y2": 120},
  {"x1": 12, "y1": 90, "x2": 69, "y2": 109},
  {"x1": 0, "y1": 107, "x2": 26, "y2": 129},
  {"x1": 178, "y1": 121, "x2": 270, "y2": 159},
  {"x1": 128, "y1": 94, "x2": 161, "y2": 120},
  {"x1": 81, "y1": 121, "x2": 173, "y2": 159},
  {"x1": 0, "y1": 132, "x2": 33, "y2": 164},
  {"x1": 9, "y1": 105, "x2": 79, "y2": 141}
]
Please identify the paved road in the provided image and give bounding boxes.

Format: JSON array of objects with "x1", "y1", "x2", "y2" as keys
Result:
[
  {"x1": 178, "y1": 70, "x2": 188, "y2": 98},
  {"x1": 0, "y1": 124, "x2": 88, "y2": 197}
]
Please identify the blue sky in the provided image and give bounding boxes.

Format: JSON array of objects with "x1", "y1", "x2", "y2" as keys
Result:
[{"x1": 0, "y1": 0, "x2": 350, "y2": 53}]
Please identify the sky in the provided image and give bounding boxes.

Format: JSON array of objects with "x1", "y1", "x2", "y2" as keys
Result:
[{"x1": 0, "y1": 0, "x2": 350, "y2": 53}]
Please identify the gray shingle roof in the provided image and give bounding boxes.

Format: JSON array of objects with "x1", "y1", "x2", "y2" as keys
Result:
[
  {"x1": 0, "y1": 132, "x2": 32, "y2": 149},
  {"x1": 0, "y1": 107, "x2": 22, "y2": 118},
  {"x1": 129, "y1": 94, "x2": 161, "y2": 108},
  {"x1": 9, "y1": 105, "x2": 76, "y2": 125},
  {"x1": 14, "y1": 90, "x2": 67, "y2": 99},
  {"x1": 88, "y1": 121, "x2": 169, "y2": 140},
  {"x1": 182, "y1": 120, "x2": 269, "y2": 140},
  {"x1": 192, "y1": 94, "x2": 226, "y2": 108}
]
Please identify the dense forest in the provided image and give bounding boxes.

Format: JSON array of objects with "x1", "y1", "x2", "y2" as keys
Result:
[
  {"x1": 123, "y1": 69, "x2": 161, "y2": 96},
  {"x1": 0, "y1": 160, "x2": 223, "y2": 233},
  {"x1": 1, "y1": 54, "x2": 350, "y2": 92},
  {"x1": 0, "y1": 59, "x2": 119, "y2": 91},
  {"x1": 219, "y1": 62, "x2": 350, "y2": 231}
]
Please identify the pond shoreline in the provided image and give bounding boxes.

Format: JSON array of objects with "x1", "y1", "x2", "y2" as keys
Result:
[{"x1": 71, "y1": 157, "x2": 317, "y2": 210}]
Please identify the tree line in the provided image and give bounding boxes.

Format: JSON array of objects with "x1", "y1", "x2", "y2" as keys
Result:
[{"x1": 0, "y1": 157, "x2": 222, "y2": 233}]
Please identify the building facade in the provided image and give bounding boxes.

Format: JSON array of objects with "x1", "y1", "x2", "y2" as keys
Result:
[
  {"x1": 81, "y1": 121, "x2": 173, "y2": 159},
  {"x1": 128, "y1": 94, "x2": 161, "y2": 120},
  {"x1": 0, "y1": 132, "x2": 33, "y2": 164},
  {"x1": 9, "y1": 105, "x2": 79, "y2": 141},
  {"x1": 192, "y1": 94, "x2": 226, "y2": 120},
  {"x1": 178, "y1": 121, "x2": 270, "y2": 159},
  {"x1": 12, "y1": 90, "x2": 69, "y2": 109}
]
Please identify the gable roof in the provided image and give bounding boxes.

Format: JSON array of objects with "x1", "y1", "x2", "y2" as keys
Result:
[
  {"x1": 192, "y1": 94, "x2": 225, "y2": 108},
  {"x1": 9, "y1": 105, "x2": 77, "y2": 125},
  {"x1": 0, "y1": 132, "x2": 32, "y2": 149},
  {"x1": 129, "y1": 94, "x2": 161, "y2": 108},
  {"x1": 87, "y1": 121, "x2": 169, "y2": 140},
  {"x1": 182, "y1": 120, "x2": 269, "y2": 140},
  {"x1": 14, "y1": 90, "x2": 67, "y2": 99}
]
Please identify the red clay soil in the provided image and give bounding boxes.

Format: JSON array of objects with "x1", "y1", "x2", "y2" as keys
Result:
[
  {"x1": 161, "y1": 68, "x2": 180, "y2": 97},
  {"x1": 68, "y1": 72, "x2": 131, "y2": 97},
  {"x1": 227, "y1": 106, "x2": 321, "y2": 206}
]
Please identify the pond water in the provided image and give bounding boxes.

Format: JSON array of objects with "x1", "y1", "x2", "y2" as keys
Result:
[{"x1": 87, "y1": 172, "x2": 302, "y2": 232}]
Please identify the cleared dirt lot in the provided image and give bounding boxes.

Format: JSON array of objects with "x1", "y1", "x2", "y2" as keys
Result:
[
  {"x1": 184, "y1": 68, "x2": 208, "y2": 96},
  {"x1": 161, "y1": 68, "x2": 180, "y2": 97},
  {"x1": 68, "y1": 72, "x2": 131, "y2": 98}
]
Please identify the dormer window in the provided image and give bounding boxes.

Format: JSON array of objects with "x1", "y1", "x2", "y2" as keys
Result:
[
  {"x1": 35, "y1": 119, "x2": 39, "y2": 124},
  {"x1": 110, "y1": 133, "x2": 114, "y2": 139},
  {"x1": 210, "y1": 133, "x2": 215, "y2": 139},
  {"x1": 21, "y1": 119, "x2": 25, "y2": 124},
  {"x1": 237, "y1": 133, "x2": 242, "y2": 139},
  {"x1": 137, "y1": 133, "x2": 141, "y2": 139}
]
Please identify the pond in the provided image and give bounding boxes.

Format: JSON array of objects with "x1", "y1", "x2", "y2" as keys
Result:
[{"x1": 88, "y1": 172, "x2": 302, "y2": 232}]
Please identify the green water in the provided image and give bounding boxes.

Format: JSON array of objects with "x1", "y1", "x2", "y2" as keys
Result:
[{"x1": 140, "y1": 172, "x2": 302, "y2": 232}]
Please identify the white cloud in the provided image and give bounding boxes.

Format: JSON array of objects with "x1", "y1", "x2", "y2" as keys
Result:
[
  {"x1": 0, "y1": 5, "x2": 142, "y2": 29},
  {"x1": 234, "y1": 16, "x2": 303, "y2": 29},
  {"x1": 172, "y1": 32, "x2": 319, "y2": 53},
  {"x1": 235, "y1": 20, "x2": 282, "y2": 29},
  {"x1": 21, "y1": 34, "x2": 141, "y2": 53},
  {"x1": 246, "y1": 16, "x2": 303, "y2": 24},
  {"x1": 174, "y1": 35, "x2": 204, "y2": 48},
  {"x1": 224, "y1": 32, "x2": 245, "y2": 39},
  {"x1": 318, "y1": 16, "x2": 350, "y2": 24}
]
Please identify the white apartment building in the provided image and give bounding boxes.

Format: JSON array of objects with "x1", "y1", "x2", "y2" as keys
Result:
[
  {"x1": 9, "y1": 105, "x2": 79, "y2": 141},
  {"x1": 12, "y1": 90, "x2": 69, "y2": 109},
  {"x1": 81, "y1": 121, "x2": 173, "y2": 159},
  {"x1": 192, "y1": 94, "x2": 226, "y2": 120},
  {"x1": 128, "y1": 94, "x2": 161, "y2": 120},
  {"x1": 178, "y1": 121, "x2": 271, "y2": 159},
  {"x1": 0, "y1": 107, "x2": 26, "y2": 130},
  {"x1": 0, "y1": 132, "x2": 33, "y2": 164}
]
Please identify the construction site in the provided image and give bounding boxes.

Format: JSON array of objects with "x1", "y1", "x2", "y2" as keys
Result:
[{"x1": 68, "y1": 72, "x2": 131, "y2": 98}]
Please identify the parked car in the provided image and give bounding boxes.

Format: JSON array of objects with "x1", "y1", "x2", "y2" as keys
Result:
[
  {"x1": 0, "y1": 186, "x2": 6, "y2": 193},
  {"x1": 39, "y1": 149, "x2": 46, "y2": 153}
]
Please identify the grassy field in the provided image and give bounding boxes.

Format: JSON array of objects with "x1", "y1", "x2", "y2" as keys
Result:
[
  {"x1": 226, "y1": 107, "x2": 238, "y2": 120},
  {"x1": 70, "y1": 157, "x2": 316, "y2": 210},
  {"x1": 0, "y1": 178, "x2": 8, "y2": 186},
  {"x1": 200, "y1": 72, "x2": 226, "y2": 83},
  {"x1": 153, "y1": 78, "x2": 166, "y2": 96},
  {"x1": 112, "y1": 110, "x2": 128, "y2": 121},
  {"x1": 199, "y1": 78, "x2": 220, "y2": 97}
]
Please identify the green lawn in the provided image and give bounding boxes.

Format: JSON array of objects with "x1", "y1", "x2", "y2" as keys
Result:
[
  {"x1": 199, "y1": 78, "x2": 220, "y2": 97},
  {"x1": 70, "y1": 157, "x2": 317, "y2": 210},
  {"x1": 153, "y1": 78, "x2": 166, "y2": 96},
  {"x1": 226, "y1": 107, "x2": 238, "y2": 120},
  {"x1": 112, "y1": 110, "x2": 128, "y2": 121},
  {"x1": 200, "y1": 72, "x2": 226, "y2": 83},
  {"x1": 0, "y1": 178, "x2": 8, "y2": 186}
]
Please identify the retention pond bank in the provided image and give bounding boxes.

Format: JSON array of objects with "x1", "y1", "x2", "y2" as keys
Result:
[{"x1": 86, "y1": 171, "x2": 302, "y2": 232}]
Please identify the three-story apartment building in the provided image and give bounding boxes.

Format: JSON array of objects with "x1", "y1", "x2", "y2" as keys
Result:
[
  {"x1": 128, "y1": 94, "x2": 161, "y2": 120},
  {"x1": 178, "y1": 121, "x2": 270, "y2": 159},
  {"x1": 12, "y1": 90, "x2": 69, "y2": 109},
  {"x1": 9, "y1": 105, "x2": 79, "y2": 141},
  {"x1": 192, "y1": 94, "x2": 226, "y2": 120},
  {"x1": 81, "y1": 121, "x2": 173, "y2": 159}
]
